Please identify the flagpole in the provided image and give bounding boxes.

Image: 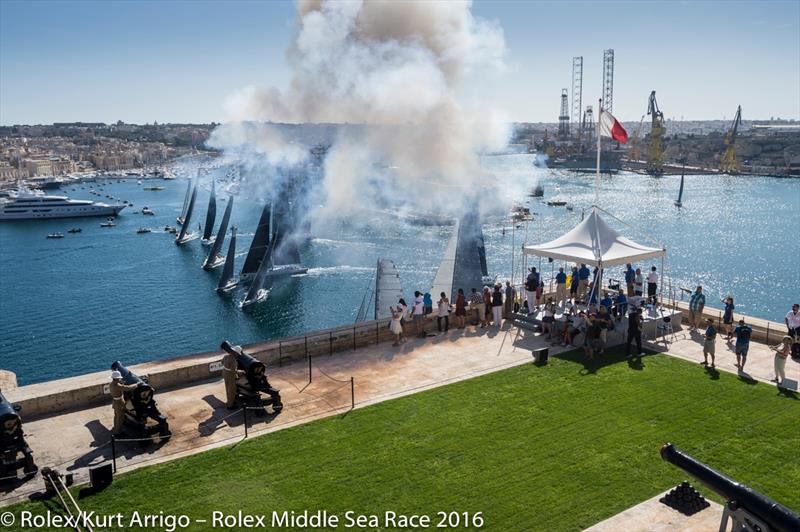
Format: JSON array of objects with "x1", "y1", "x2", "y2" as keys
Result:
[{"x1": 595, "y1": 98, "x2": 602, "y2": 207}]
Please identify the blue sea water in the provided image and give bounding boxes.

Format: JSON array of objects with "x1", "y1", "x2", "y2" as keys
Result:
[{"x1": 1, "y1": 154, "x2": 798, "y2": 384}]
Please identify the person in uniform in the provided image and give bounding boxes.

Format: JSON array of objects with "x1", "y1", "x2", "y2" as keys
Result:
[
  {"x1": 109, "y1": 370, "x2": 137, "y2": 435},
  {"x1": 221, "y1": 346, "x2": 245, "y2": 409}
]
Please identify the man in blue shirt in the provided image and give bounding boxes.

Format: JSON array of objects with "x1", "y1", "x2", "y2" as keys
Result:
[
  {"x1": 624, "y1": 263, "x2": 635, "y2": 296},
  {"x1": 614, "y1": 290, "x2": 627, "y2": 320},
  {"x1": 555, "y1": 267, "x2": 567, "y2": 308},
  {"x1": 688, "y1": 286, "x2": 706, "y2": 331},
  {"x1": 733, "y1": 319, "x2": 752, "y2": 371},
  {"x1": 577, "y1": 263, "x2": 591, "y2": 302},
  {"x1": 600, "y1": 293, "x2": 614, "y2": 313}
]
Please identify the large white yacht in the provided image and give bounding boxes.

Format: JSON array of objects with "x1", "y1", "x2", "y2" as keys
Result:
[{"x1": 0, "y1": 188, "x2": 126, "y2": 220}]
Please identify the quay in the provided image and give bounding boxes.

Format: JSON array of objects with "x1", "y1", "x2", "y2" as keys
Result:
[{"x1": 1, "y1": 307, "x2": 797, "y2": 513}]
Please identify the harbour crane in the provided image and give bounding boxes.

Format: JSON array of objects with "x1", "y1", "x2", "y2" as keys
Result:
[
  {"x1": 720, "y1": 105, "x2": 742, "y2": 174},
  {"x1": 646, "y1": 91, "x2": 665, "y2": 176},
  {"x1": 629, "y1": 115, "x2": 646, "y2": 161}
]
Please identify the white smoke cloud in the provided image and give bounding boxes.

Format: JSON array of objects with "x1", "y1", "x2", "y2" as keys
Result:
[{"x1": 209, "y1": 0, "x2": 510, "y2": 219}]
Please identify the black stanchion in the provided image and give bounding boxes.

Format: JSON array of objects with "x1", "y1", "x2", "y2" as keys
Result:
[
  {"x1": 243, "y1": 405, "x2": 249, "y2": 438},
  {"x1": 350, "y1": 377, "x2": 355, "y2": 410},
  {"x1": 111, "y1": 435, "x2": 117, "y2": 473}
]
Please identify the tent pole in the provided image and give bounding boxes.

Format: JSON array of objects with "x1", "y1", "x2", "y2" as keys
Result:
[
  {"x1": 660, "y1": 254, "x2": 665, "y2": 309},
  {"x1": 595, "y1": 99, "x2": 602, "y2": 206}
]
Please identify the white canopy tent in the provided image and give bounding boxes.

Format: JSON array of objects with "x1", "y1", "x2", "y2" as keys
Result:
[{"x1": 522, "y1": 208, "x2": 664, "y2": 267}]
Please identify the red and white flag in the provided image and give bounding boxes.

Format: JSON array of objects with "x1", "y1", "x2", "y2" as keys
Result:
[{"x1": 598, "y1": 110, "x2": 628, "y2": 143}]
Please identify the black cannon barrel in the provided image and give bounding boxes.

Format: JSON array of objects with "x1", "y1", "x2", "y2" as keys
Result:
[
  {"x1": 661, "y1": 443, "x2": 800, "y2": 532},
  {"x1": 0, "y1": 390, "x2": 22, "y2": 438},
  {"x1": 111, "y1": 361, "x2": 154, "y2": 404},
  {"x1": 220, "y1": 341, "x2": 265, "y2": 382}
]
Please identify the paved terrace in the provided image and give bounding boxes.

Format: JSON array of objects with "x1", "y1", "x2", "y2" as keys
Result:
[{"x1": 1, "y1": 314, "x2": 797, "y2": 518}]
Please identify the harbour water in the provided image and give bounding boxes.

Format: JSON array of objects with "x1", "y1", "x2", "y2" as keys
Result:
[{"x1": 1, "y1": 154, "x2": 798, "y2": 384}]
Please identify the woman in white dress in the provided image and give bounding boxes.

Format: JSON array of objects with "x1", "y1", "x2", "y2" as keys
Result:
[{"x1": 390, "y1": 305, "x2": 404, "y2": 346}]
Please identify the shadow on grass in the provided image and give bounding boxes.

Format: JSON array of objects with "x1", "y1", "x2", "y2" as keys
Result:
[
  {"x1": 553, "y1": 346, "x2": 656, "y2": 375},
  {"x1": 776, "y1": 387, "x2": 798, "y2": 400},
  {"x1": 704, "y1": 366, "x2": 720, "y2": 380},
  {"x1": 737, "y1": 371, "x2": 758, "y2": 385}
]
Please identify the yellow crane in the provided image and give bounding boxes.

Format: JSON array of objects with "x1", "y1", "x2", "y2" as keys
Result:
[
  {"x1": 646, "y1": 91, "x2": 665, "y2": 176},
  {"x1": 720, "y1": 105, "x2": 742, "y2": 174},
  {"x1": 629, "y1": 115, "x2": 646, "y2": 161}
]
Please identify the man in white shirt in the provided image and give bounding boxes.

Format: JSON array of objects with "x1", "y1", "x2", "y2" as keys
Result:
[
  {"x1": 646, "y1": 266, "x2": 658, "y2": 305},
  {"x1": 786, "y1": 303, "x2": 800, "y2": 338},
  {"x1": 412, "y1": 291, "x2": 425, "y2": 336}
]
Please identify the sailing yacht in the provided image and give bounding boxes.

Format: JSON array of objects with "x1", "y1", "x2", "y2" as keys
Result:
[
  {"x1": 201, "y1": 179, "x2": 217, "y2": 246},
  {"x1": 240, "y1": 203, "x2": 272, "y2": 281},
  {"x1": 175, "y1": 186, "x2": 198, "y2": 244},
  {"x1": 674, "y1": 165, "x2": 685, "y2": 207},
  {"x1": 177, "y1": 176, "x2": 194, "y2": 225},
  {"x1": 217, "y1": 226, "x2": 239, "y2": 292},
  {"x1": 203, "y1": 195, "x2": 232, "y2": 270}
]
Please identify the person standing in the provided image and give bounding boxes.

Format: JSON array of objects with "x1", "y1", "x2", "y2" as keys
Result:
[
  {"x1": 454, "y1": 289, "x2": 466, "y2": 328},
  {"x1": 437, "y1": 292, "x2": 450, "y2": 333},
  {"x1": 634, "y1": 267, "x2": 644, "y2": 297},
  {"x1": 647, "y1": 266, "x2": 658, "y2": 305},
  {"x1": 412, "y1": 291, "x2": 425, "y2": 337},
  {"x1": 596, "y1": 305, "x2": 611, "y2": 354},
  {"x1": 525, "y1": 268, "x2": 539, "y2": 314},
  {"x1": 504, "y1": 281, "x2": 515, "y2": 319},
  {"x1": 584, "y1": 314, "x2": 602, "y2": 360},
  {"x1": 624, "y1": 263, "x2": 636, "y2": 297},
  {"x1": 390, "y1": 305, "x2": 405, "y2": 346},
  {"x1": 483, "y1": 286, "x2": 493, "y2": 326},
  {"x1": 109, "y1": 370, "x2": 137, "y2": 435},
  {"x1": 491, "y1": 283, "x2": 504, "y2": 328},
  {"x1": 614, "y1": 290, "x2": 627, "y2": 321},
  {"x1": 625, "y1": 308, "x2": 643, "y2": 358},
  {"x1": 469, "y1": 288, "x2": 484, "y2": 327},
  {"x1": 702, "y1": 318, "x2": 717, "y2": 368},
  {"x1": 688, "y1": 286, "x2": 706, "y2": 330},
  {"x1": 785, "y1": 303, "x2": 800, "y2": 338},
  {"x1": 771, "y1": 336, "x2": 791, "y2": 385},
  {"x1": 423, "y1": 292, "x2": 433, "y2": 316},
  {"x1": 221, "y1": 345, "x2": 245, "y2": 409},
  {"x1": 569, "y1": 266, "x2": 579, "y2": 303},
  {"x1": 733, "y1": 319, "x2": 752, "y2": 371},
  {"x1": 721, "y1": 296, "x2": 735, "y2": 340},
  {"x1": 555, "y1": 267, "x2": 567, "y2": 308},
  {"x1": 577, "y1": 263, "x2": 590, "y2": 302},
  {"x1": 542, "y1": 297, "x2": 555, "y2": 338},
  {"x1": 398, "y1": 298, "x2": 409, "y2": 342}
]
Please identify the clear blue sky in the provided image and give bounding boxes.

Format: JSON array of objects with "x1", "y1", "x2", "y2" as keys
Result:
[{"x1": 1, "y1": 0, "x2": 797, "y2": 125}]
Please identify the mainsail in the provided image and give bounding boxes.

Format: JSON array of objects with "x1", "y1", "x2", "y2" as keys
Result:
[
  {"x1": 177, "y1": 177, "x2": 193, "y2": 225},
  {"x1": 242, "y1": 239, "x2": 275, "y2": 307},
  {"x1": 175, "y1": 186, "x2": 198, "y2": 244},
  {"x1": 241, "y1": 203, "x2": 272, "y2": 279},
  {"x1": 201, "y1": 179, "x2": 217, "y2": 244},
  {"x1": 217, "y1": 226, "x2": 238, "y2": 292},
  {"x1": 203, "y1": 195, "x2": 233, "y2": 270},
  {"x1": 675, "y1": 170, "x2": 685, "y2": 207},
  {"x1": 375, "y1": 259, "x2": 404, "y2": 320}
]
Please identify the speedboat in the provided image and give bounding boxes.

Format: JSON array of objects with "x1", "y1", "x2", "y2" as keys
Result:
[
  {"x1": 142, "y1": 207, "x2": 155, "y2": 215},
  {"x1": 67, "y1": 228, "x2": 82, "y2": 233},
  {"x1": 136, "y1": 227, "x2": 151, "y2": 234},
  {"x1": 46, "y1": 232, "x2": 64, "y2": 239},
  {"x1": 143, "y1": 186, "x2": 164, "y2": 191},
  {"x1": 100, "y1": 217, "x2": 116, "y2": 227}
]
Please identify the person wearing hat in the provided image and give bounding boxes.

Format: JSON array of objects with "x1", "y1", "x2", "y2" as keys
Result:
[
  {"x1": 109, "y1": 370, "x2": 138, "y2": 435},
  {"x1": 221, "y1": 344, "x2": 246, "y2": 409}
]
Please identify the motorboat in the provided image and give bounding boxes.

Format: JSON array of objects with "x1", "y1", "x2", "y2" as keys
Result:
[
  {"x1": 142, "y1": 207, "x2": 155, "y2": 215},
  {"x1": 46, "y1": 232, "x2": 64, "y2": 239},
  {"x1": 67, "y1": 228, "x2": 82, "y2": 233},
  {"x1": 100, "y1": 217, "x2": 116, "y2": 227},
  {"x1": 0, "y1": 187, "x2": 125, "y2": 221},
  {"x1": 143, "y1": 186, "x2": 164, "y2": 191},
  {"x1": 136, "y1": 227, "x2": 151, "y2": 234}
]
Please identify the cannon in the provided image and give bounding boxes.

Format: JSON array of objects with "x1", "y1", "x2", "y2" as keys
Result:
[
  {"x1": 220, "y1": 341, "x2": 283, "y2": 415},
  {"x1": 110, "y1": 361, "x2": 170, "y2": 443},
  {"x1": 661, "y1": 443, "x2": 800, "y2": 532},
  {"x1": 0, "y1": 390, "x2": 37, "y2": 480}
]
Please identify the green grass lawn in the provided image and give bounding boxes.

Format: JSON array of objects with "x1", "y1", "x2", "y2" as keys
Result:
[{"x1": 7, "y1": 348, "x2": 800, "y2": 531}]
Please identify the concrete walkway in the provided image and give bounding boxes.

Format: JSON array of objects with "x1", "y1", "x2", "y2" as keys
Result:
[
  {"x1": 1, "y1": 318, "x2": 795, "y2": 515},
  {"x1": 0, "y1": 322, "x2": 556, "y2": 506}
]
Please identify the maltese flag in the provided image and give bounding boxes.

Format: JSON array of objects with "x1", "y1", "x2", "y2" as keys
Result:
[{"x1": 599, "y1": 110, "x2": 628, "y2": 143}]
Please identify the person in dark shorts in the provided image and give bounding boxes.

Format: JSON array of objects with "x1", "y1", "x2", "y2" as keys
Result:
[
  {"x1": 702, "y1": 318, "x2": 717, "y2": 367},
  {"x1": 721, "y1": 296, "x2": 735, "y2": 340},
  {"x1": 625, "y1": 308, "x2": 642, "y2": 358}
]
